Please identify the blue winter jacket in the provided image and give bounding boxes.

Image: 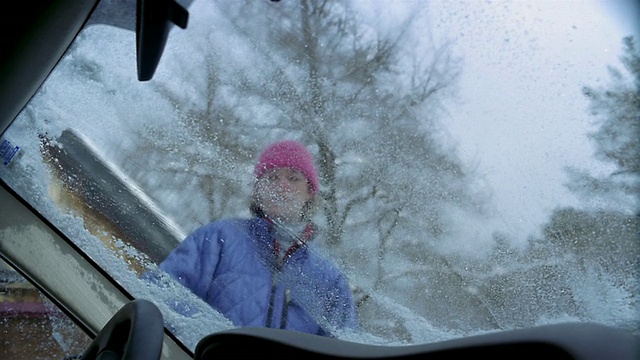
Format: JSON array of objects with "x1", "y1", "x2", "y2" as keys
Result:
[{"x1": 159, "y1": 217, "x2": 359, "y2": 336}]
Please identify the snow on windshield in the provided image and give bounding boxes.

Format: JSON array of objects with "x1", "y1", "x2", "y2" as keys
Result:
[{"x1": 0, "y1": 0, "x2": 637, "y2": 350}]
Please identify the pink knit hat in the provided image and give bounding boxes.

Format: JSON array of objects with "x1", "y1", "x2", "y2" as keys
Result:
[{"x1": 254, "y1": 140, "x2": 319, "y2": 194}]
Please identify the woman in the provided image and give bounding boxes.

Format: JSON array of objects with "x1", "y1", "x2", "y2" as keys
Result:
[{"x1": 159, "y1": 140, "x2": 359, "y2": 336}]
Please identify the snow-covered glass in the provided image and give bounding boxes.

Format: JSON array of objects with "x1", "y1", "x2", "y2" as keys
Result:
[{"x1": 0, "y1": 0, "x2": 637, "y2": 353}]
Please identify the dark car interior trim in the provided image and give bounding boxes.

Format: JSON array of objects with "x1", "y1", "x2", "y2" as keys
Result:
[
  {"x1": 195, "y1": 323, "x2": 640, "y2": 360},
  {"x1": 80, "y1": 299, "x2": 165, "y2": 360},
  {"x1": 136, "y1": 0, "x2": 189, "y2": 81},
  {"x1": 0, "y1": 0, "x2": 99, "y2": 135}
]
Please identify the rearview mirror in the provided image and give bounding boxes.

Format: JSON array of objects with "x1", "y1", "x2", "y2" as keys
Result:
[{"x1": 136, "y1": 0, "x2": 188, "y2": 81}]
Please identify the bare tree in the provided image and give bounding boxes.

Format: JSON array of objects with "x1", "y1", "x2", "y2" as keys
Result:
[
  {"x1": 117, "y1": 0, "x2": 494, "y2": 337},
  {"x1": 212, "y1": 0, "x2": 477, "y2": 249}
]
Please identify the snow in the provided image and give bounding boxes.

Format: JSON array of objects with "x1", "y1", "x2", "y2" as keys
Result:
[{"x1": 0, "y1": 0, "x2": 637, "y2": 352}]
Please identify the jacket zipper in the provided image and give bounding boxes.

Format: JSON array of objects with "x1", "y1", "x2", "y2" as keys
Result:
[
  {"x1": 265, "y1": 267, "x2": 292, "y2": 329},
  {"x1": 280, "y1": 289, "x2": 291, "y2": 329},
  {"x1": 264, "y1": 219, "x2": 314, "y2": 329},
  {"x1": 265, "y1": 271, "x2": 278, "y2": 328}
]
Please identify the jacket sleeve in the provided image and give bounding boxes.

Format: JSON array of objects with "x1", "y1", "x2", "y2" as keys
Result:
[{"x1": 159, "y1": 222, "x2": 224, "y2": 300}]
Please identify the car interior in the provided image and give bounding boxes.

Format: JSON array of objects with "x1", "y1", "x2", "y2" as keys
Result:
[{"x1": 1, "y1": 0, "x2": 639, "y2": 359}]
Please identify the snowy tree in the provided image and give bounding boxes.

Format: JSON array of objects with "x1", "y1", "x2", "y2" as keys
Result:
[
  {"x1": 545, "y1": 36, "x2": 640, "y2": 275},
  {"x1": 215, "y1": 0, "x2": 477, "y2": 250},
  {"x1": 565, "y1": 36, "x2": 639, "y2": 214},
  {"x1": 539, "y1": 37, "x2": 640, "y2": 327}
]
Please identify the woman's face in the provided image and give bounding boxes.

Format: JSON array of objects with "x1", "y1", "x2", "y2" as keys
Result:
[{"x1": 255, "y1": 167, "x2": 313, "y2": 221}]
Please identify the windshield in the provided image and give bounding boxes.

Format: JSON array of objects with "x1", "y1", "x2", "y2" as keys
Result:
[{"x1": 1, "y1": 0, "x2": 638, "y2": 351}]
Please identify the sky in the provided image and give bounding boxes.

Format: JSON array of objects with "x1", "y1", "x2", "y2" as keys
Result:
[{"x1": 393, "y1": 0, "x2": 639, "y2": 245}]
